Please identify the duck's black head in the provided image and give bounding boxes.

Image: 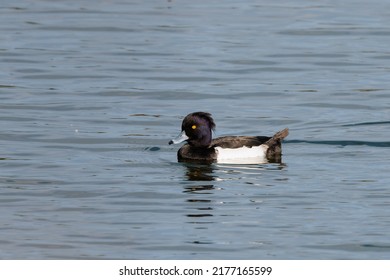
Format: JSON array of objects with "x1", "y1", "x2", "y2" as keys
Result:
[{"x1": 169, "y1": 112, "x2": 216, "y2": 147}]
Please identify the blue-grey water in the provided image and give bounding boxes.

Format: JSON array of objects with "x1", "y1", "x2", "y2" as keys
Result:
[{"x1": 1, "y1": 0, "x2": 390, "y2": 259}]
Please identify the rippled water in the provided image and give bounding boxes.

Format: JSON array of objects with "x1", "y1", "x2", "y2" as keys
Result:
[{"x1": 1, "y1": 0, "x2": 390, "y2": 259}]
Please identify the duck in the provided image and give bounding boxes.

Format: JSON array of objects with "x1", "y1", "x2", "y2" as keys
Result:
[{"x1": 169, "y1": 112, "x2": 289, "y2": 164}]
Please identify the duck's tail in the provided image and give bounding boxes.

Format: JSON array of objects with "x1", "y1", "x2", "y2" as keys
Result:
[
  {"x1": 265, "y1": 128, "x2": 289, "y2": 146},
  {"x1": 264, "y1": 128, "x2": 289, "y2": 162}
]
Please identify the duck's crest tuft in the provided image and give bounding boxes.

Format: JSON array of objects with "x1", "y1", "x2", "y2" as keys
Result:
[{"x1": 189, "y1": 112, "x2": 216, "y2": 131}]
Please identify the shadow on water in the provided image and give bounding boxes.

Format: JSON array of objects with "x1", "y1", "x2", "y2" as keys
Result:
[
  {"x1": 182, "y1": 163, "x2": 217, "y2": 182},
  {"x1": 180, "y1": 161, "x2": 285, "y2": 216},
  {"x1": 178, "y1": 162, "x2": 287, "y2": 247},
  {"x1": 180, "y1": 163, "x2": 217, "y2": 223},
  {"x1": 181, "y1": 163, "x2": 217, "y2": 219}
]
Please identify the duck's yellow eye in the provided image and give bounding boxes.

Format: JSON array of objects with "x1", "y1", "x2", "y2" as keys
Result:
[{"x1": 192, "y1": 125, "x2": 197, "y2": 130}]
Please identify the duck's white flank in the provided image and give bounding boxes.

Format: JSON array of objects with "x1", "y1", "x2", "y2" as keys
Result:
[{"x1": 215, "y1": 144, "x2": 269, "y2": 164}]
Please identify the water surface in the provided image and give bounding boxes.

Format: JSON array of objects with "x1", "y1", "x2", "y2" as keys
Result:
[{"x1": 1, "y1": 0, "x2": 390, "y2": 259}]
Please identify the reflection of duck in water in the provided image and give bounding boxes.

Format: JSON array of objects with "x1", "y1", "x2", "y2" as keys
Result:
[
  {"x1": 183, "y1": 163, "x2": 216, "y2": 181},
  {"x1": 169, "y1": 112, "x2": 289, "y2": 164}
]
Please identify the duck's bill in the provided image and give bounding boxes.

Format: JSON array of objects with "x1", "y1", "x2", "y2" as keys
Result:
[{"x1": 169, "y1": 131, "x2": 189, "y2": 145}]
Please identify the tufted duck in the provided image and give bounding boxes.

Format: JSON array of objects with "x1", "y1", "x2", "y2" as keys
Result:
[{"x1": 169, "y1": 112, "x2": 289, "y2": 164}]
